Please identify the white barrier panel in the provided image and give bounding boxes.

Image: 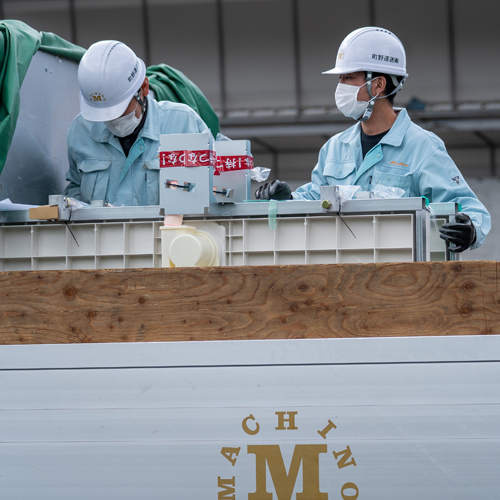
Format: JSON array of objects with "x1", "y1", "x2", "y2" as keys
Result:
[
  {"x1": 0, "y1": 214, "x2": 420, "y2": 271},
  {"x1": 1, "y1": 336, "x2": 500, "y2": 499}
]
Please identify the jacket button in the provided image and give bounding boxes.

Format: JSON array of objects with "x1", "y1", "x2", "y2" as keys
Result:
[
  {"x1": 377, "y1": 154, "x2": 381, "y2": 158},
  {"x1": 140, "y1": 145, "x2": 144, "y2": 150},
  {"x1": 142, "y1": 163, "x2": 148, "y2": 169},
  {"x1": 386, "y1": 176, "x2": 390, "y2": 180}
]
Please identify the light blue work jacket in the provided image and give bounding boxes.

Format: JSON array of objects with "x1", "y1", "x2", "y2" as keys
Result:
[
  {"x1": 64, "y1": 96, "x2": 209, "y2": 206},
  {"x1": 293, "y1": 109, "x2": 491, "y2": 249}
]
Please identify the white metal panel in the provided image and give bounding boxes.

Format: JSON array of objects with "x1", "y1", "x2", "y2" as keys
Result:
[
  {"x1": 1, "y1": 441, "x2": 499, "y2": 500},
  {"x1": 3, "y1": 335, "x2": 500, "y2": 369},
  {"x1": 0, "y1": 51, "x2": 80, "y2": 205},
  {"x1": 1, "y1": 336, "x2": 500, "y2": 499},
  {"x1": 3, "y1": 404, "x2": 500, "y2": 442},
  {"x1": 1, "y1": 361, "x2": 499, "y2": 409}
]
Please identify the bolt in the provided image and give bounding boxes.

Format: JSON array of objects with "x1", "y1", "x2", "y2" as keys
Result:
[{"x1": 321, "y1": 200, "x2": 332, "y2": 209}]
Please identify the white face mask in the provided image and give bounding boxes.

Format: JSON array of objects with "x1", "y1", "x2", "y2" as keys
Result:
[
  {"x1": 335, "y1": 80, "x2": 377, "y2": 120},
  {"x1": 104, "y1": 102, "x2": 142, "y2": 137}
]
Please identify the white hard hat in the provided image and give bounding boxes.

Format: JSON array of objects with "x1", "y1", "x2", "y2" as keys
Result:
[
  {"x1": 78, "y1": 40, "x2": 146, "y2": 122},
  {"x1": 323, "y1": 27, "x2": 408, "y2": 78}
]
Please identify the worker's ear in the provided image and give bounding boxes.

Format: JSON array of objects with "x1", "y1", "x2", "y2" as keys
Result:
[
  {"x1": 374, "y1": 76, "x2": 387, "y2": 95},
  {"x1": 141, "y1": 77, "x2": 149, "y2": 97}
]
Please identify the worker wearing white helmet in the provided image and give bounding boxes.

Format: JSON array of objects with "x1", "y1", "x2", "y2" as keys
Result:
[
  {"x1": 64, "y1": 40, "x2": 209, "y2": 206},
  {"x1": 256, "y1": 27, "x2": 490, "y2": 252}
]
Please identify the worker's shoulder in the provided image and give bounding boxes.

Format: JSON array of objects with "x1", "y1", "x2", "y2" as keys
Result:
[
  {"x1": 67, "y1": 112, "x2": 92, "y2": 136},
  {"x1": 405, "y1": 119, "x2": 446, "y2": 151},
  {"x1": 319, "y1": 123, "x2": 358, "y2": 152},
  {"x1": 154, "y1": 99, "x2": 201, "y2": 119}
]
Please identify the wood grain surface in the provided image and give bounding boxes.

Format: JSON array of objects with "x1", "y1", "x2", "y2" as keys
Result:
[{"x1": 0, "y1": 261, "x2": 499, "y2": 344}]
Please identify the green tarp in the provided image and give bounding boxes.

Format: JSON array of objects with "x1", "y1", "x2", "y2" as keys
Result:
[
  {"x1": 0, "y1": 20, "x2": 219, "y2": 176},
  {"x1": 146, "y1": 64, "x2": 220, "y2": 140}
]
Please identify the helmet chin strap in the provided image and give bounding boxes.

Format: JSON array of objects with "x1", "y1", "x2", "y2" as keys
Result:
[
  {"x1": 358, "y1": 72, "x2": 379, "y2": 122},
  {"x1": 134, "y1": 89, "x2": 146, "y2": 114},
  {"x1": 358, "y1": 71, "x2": 406, "y2": 122}
]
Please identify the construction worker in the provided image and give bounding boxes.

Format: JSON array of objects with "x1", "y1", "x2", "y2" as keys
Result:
[
  {"x1": 255, "y1": 27, "x2": 490, "y2": 252},
  {"x1": 64, "y1": 41, "x2": 209, "y2": 206}
]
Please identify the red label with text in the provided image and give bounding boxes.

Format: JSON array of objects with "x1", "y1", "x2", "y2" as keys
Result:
[
  {"x1": 215, "y1": 155, "x2": 254, "y2": 175},
  {"x1": 159, "y1": 150, "x2": 216, "y2": 167}
]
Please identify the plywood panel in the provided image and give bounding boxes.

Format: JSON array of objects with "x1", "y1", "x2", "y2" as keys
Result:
[{"x1": 0, "y1": 261, "x2": 498, "y2": 344}]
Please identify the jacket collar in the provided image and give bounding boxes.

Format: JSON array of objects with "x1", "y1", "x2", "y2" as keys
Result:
[
  {"x1": 338, "y1": 108, "x2": 411, "y2": 147},
  {"x1": 89, "y1": 96, "x2": 159, "y2": 143}
]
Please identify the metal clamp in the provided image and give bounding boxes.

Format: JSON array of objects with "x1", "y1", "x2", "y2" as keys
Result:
[
  {"x1": 320, "y1": 185, "x2": 341, "y2": 213},
  {"x1": 48, "y1": 194, "x2": 71, "y2": 221}
]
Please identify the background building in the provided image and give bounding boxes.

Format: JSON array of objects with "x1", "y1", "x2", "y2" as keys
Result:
[{"x1": 1, "y1": 0, "x2": 498, "y2": 259}]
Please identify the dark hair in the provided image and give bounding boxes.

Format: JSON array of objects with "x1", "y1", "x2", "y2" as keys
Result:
[{"x1": 364, "y1": 72, "x2": 401, "y2": 104}]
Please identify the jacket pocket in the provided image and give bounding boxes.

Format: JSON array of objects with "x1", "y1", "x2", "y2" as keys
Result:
[
  {"x1": 77, "y1": 159, "x2": 112, "y2": 204},
  {"x1": 145, "y1": 162, "x2": 160, "y2": 205},
  {"x1": 323, "y1": 161, "x2": 356, "y2": 182},
  {"x1": 372, "y1": 164, "x2": 412, "y2": 192}
]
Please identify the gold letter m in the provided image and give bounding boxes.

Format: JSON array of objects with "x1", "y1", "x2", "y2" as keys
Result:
[{"x1": 247, "y1": 444, "x2": 328, "y2": 500}]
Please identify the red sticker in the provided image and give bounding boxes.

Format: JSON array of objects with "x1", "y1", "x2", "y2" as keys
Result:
[
  {"x1": 159, "y1": 150, "x2": 216, "y2": 168},
  {"x1": 215, "y1": 155, "x2": 254, "y2": 174}
]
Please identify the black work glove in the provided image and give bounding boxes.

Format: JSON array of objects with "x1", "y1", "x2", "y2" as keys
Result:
[
  {"x1": 255, "y1": 180, "x2": 292, "y2": 200},
  {"x1": 439, "y1": 212, "x2": 476, "y2": 253}
]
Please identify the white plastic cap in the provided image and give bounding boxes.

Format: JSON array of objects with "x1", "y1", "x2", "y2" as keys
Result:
[
  {"x1": 78, "y1": 40, "x2": 146, "y2": 122},
  {"x1": 323, "y1": 27, "x2": 408, "y2": 78},
  {"x1": 169, "y1": 232, "x2": 218, "y2": 267}
]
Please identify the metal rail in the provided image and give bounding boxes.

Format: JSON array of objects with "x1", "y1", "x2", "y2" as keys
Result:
[{"x1": 1, "y1": 197, "x2": 431, "y2": 224}]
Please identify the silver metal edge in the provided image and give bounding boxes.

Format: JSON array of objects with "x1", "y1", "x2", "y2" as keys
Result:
[
  {"x1": 2, "y1": 197, "x2": 433, "y2": 224},
  {"x1": 1, "y1": 336, "x2": 499, "y2": 370}
]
